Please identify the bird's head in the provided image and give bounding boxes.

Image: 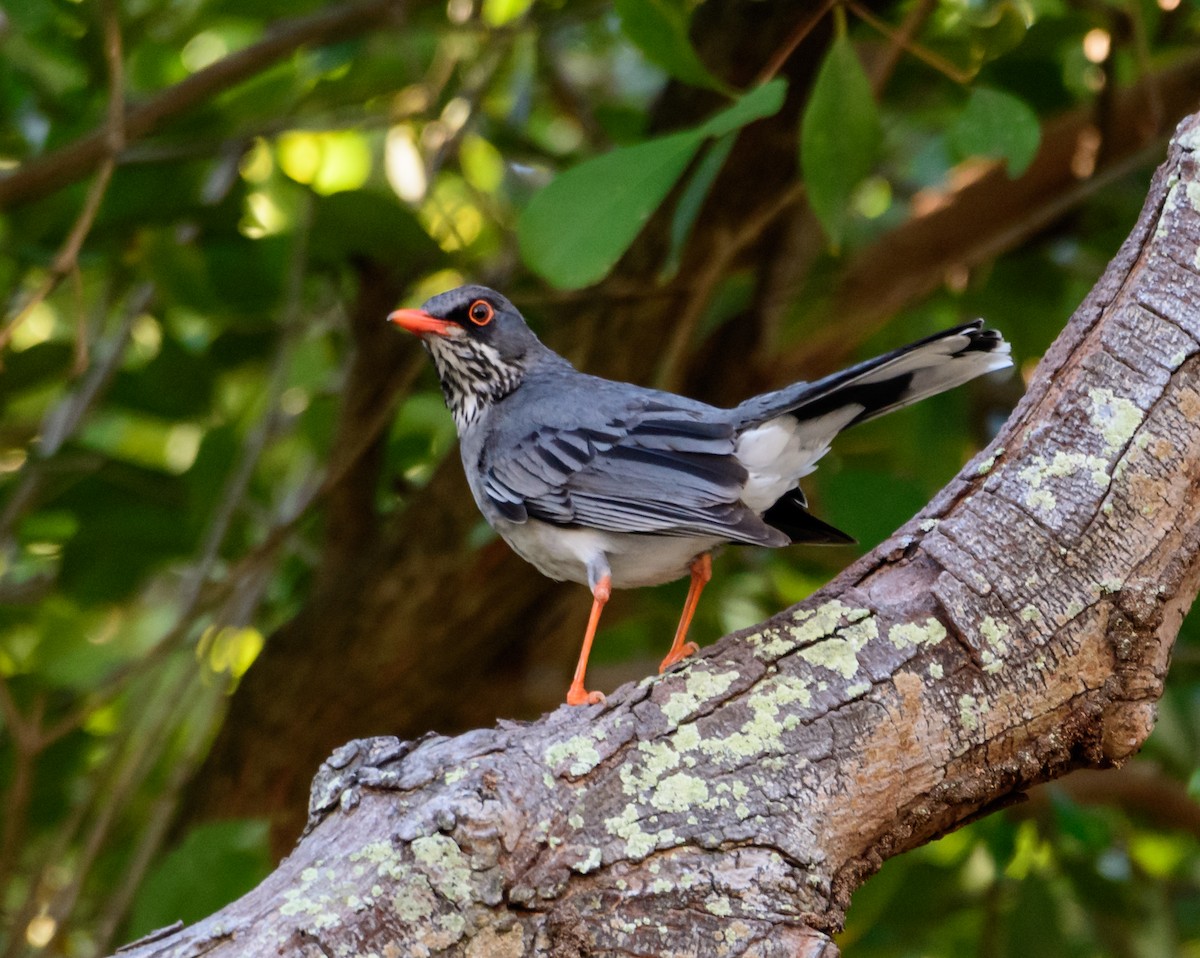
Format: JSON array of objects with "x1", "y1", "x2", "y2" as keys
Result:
[{"x1": 388, "y1": 284, "x2": 545, "y2": 432}]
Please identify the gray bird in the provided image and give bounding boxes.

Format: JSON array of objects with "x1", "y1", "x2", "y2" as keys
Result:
[{"x1": 389, "y1": 285, "x2": 1011, "y2": 706}]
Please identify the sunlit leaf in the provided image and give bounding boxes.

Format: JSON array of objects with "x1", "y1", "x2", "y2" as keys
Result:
[
  {"x1": 800, "y1": 32, "x2": 881, "y2": 249},
  {"x1": 482, "y1": 0, "x2": 534, "y2": 27},
  {"x1": 948, "y1": 87, "x2": 1041, "y2": 177},
  {"x1": 197, "y1": 625, "x2": 265, "y2": 688},
  {"x1": 615, "y1": 0, "x2": 726, "y2": 91},
  {"x1": 311, "y1": 131, "x2": 373, "y2": 194}
]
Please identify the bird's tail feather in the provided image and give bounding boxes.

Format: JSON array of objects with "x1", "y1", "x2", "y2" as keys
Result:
[{"x1": 734, "y1": 321, "x2": 1011, "y2": 429}]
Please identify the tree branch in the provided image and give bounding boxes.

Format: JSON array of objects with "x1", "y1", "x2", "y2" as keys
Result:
[
  {"x1": 109, "y1": 112, "x2": 1200, "y2": 958},
  {"x1": 0, "y1": 0, "x2": 407, "y2": 210}
]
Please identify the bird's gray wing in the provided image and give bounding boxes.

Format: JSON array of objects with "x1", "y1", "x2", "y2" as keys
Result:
[{"x1": 481, "y1": 401, "x2": 784, "y2": 546}]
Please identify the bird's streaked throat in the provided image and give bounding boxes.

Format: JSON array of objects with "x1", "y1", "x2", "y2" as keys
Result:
[{"x1": 424, "y1": 335, "x2": 525, "y2": 433}]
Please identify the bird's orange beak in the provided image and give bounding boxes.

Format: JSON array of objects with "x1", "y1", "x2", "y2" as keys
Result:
[{"x1": 388, "y1": 308, "x2": 456, "y2": 337}]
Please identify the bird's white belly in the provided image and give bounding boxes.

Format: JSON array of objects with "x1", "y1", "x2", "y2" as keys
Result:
[{"x1": 495, "y1": 519, "x2": 722, "y2": 589}]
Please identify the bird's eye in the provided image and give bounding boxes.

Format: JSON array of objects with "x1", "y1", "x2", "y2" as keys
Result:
[{"x1": 468, "y1": 300, "x2": 494, "y2": 326}]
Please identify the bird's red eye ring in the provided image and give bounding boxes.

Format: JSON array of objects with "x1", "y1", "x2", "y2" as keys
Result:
[{"x1": 468, "y1": 300, "x2": 494, "y2": 326}]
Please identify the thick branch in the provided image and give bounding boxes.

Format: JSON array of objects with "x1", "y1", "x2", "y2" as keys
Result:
[{"x1": 112, "y1": 114, "x2": 1200, "y2": 958}]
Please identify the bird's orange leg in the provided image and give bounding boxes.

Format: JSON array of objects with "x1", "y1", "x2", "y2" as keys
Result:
[
  {"x1": 659, "y1": 553, "x2": 712, "y2": 673},
  {"x1": 566, "y1": 574, "x2": 611, "y2": 706}
]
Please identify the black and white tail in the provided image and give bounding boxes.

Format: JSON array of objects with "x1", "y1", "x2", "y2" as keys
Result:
[
  {"x1": 731, "y1": 321, "x2": 1011, "y2": 545},
  {"x1": 735, "y1": 320, "x2": 1012, "y2": 429}
]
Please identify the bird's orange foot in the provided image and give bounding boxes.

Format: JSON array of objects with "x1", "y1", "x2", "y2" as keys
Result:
[
  {"x1": 658, "y1": 641, "x2": 700, "y2": 673},
  {"x1": 566, "y1": 685, "x2": 606, "y2": 706}
]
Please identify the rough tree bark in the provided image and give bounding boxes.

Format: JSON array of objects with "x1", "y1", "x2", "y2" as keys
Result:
[{"x1": 113, "y1": 113, "x2": 1200, "y2": 958}]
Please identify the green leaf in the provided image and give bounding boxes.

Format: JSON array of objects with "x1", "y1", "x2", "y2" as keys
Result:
[
  {"x1": 519, "y1": 132, "x2": 701, "y2": 289},
  {"x1": 518, "y1": 80, "x2": 787, "y2": 289},
  {"x1": 698, "y1": 77, "x2": 788, "y2": 139},
  {"x1": 659, "y1": 131, "x2": 738, "y2": 281},
  {"x1": 615, "y1": 0, "x2": 725, "y2": 91},
  {"x1": 800, "y1": 33, "x2": 882, "y2": 249},
  {"x1": 948, "y1": 87, "x2": 1041, "y2": 177}
]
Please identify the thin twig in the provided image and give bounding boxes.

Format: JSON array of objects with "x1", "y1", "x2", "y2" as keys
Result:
[
  {"x1": 0, "y1": 283, "x2": 147, "y2": 547},
  {"x1": 0, "y1": 0, "x2": 126, "y2": 359},
  {"x1": 755, "y1": 0, "x2": 836, "y2": 85},
  {"x1": 865, "y1": 0, "x2": 937, "y2": 97},
  {"x1": 845, "y1": 0, "x2": 973, "y2": 85}
]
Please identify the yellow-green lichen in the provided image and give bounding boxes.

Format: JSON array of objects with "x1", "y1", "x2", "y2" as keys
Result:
[
  {"x1": 980, "y1": 616, "x2": 1010, "y2": 666},
  {"x1": 975, "y1": 447, "x2": 1003, "y2": 476},
  {"x1": 698, "y1": 674, "x2": 809, "y2": 762},
  {"x1": 650, "y1": 772, "x2": 709, "y2": 814},
  {"x1": 1178, "y1": 126, "x2": 1200, "y2": 152},
  {"x1": 673, "y1": 722, "x2": 702, "y2": 752},
  {"x1": 705, "y1": 895, "x2": 734, "y2": 917},
  {"x1": 754, "y1": 600, "x2": 871, "y2": 658},
  {"x1": 1157, "y1": 176, "x2": 1185, "y2": 238},
  {"x1": 959, "y1": 693, "x2": 982, "y2": 732},
  {"x1": 604, "y1": 805, "x2": 658, "y2": 859},
  {"x1": 928, "y1": 661, "x2": 944, "y2": 679},
  {"x1": 544, "y1": 733, "x2": 604, "y2": 776},
  {"x1": 410, "y1": 834, "x2": 473, "y2": 905},
  {"x1": 799, "y1": 613, "x2": 877, "y2": 679},
  {"x1": 279, "y1": 886, "x2": 340, "y2": 929},
  {"x1": 1089, "y1": 387, "x2": 1142, "y2": 452},
  {"x1": 888, "y1": 618, "x2": 947, "y2": 650},
  {"x1": 620, "y1": 739, "x2": 682, "y2": 797},
  {"x1": 1017, "y1": 450, "x2": 1112, "y2": 514},
  {"x1": 351, "y1": 840, "x2": 407, "y2": 881},
  {"x1": 444, "y1": 767, "x2": 467, "y2": 785},
  {"x1": 392, "y1": 873, "x2": 437, "y2": 922},
  {"x1": 660, "y1": 668, "x2": 740, "y2": 725},
  {"x1": 1024, "y1": 486, "x2": 1057, "y2": 512},
  {"x1": 573, "y1": 847, "x2": 602, "y2": 874}
]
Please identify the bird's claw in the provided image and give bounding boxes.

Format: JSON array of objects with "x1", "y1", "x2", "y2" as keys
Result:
[
  {"x1": 658, "y1": 641, "x2": 700, "y2": 673},
  {"x1": 566, "y1": 686, "x2": 606, "y2": 707}
]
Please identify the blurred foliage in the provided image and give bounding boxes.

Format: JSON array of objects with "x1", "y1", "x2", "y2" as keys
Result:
[{"x1": 0, "y1": 0, "x2": 1198, "y2": 955}]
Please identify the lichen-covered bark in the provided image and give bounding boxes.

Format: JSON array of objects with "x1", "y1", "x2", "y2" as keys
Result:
[{"x1": 113, "y1": 117, "x2": 1200, "y2": 958}]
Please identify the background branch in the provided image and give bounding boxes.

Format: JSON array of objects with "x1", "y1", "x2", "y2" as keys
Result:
[{"x1": 0, "y1": 0, "x2": 407, "y2": 210}]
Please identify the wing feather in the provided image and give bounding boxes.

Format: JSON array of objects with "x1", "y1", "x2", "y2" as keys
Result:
[{"x1": 482, "y1": 403, "x2": 783, "y2": 545}]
